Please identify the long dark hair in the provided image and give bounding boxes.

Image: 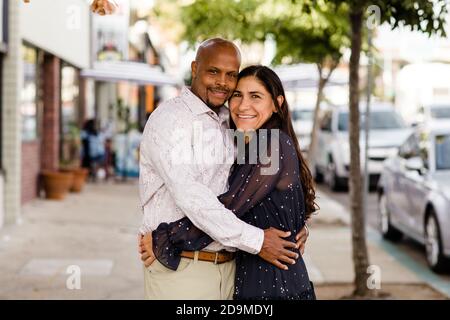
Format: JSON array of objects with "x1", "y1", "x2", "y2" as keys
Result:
[{"x1": 230, "y1": 65, "x2": 318, "y2": 218}]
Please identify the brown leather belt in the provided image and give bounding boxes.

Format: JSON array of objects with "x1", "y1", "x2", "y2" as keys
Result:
[{"x1": 180, "y1": 250, "x2": 235, "y2": 264}]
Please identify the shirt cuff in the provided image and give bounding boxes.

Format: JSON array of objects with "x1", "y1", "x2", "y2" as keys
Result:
[
  {"x1": 238, "y1": 224, "x2": 264, "y2": 255},
  {"x1": 139, "y1": 225, "x2": 152, "y2": 235}
]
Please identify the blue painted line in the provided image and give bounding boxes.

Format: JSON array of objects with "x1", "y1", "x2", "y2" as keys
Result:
[{"x1": 367, "y1": 228, "x2": 450, "y2": 298}]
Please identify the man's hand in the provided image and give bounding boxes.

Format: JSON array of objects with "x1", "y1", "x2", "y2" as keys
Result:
[
  {"x1": 258, "y1": 227, "x2": 299, "y2": 270},
  {"x1": 139, "y1": 233, "x2": 156, "y2": 267},
  {"x1": 295, "y1": 221, "x2": 310, "y2": 255}
]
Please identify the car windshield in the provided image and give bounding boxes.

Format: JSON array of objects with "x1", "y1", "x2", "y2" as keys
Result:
[
  {"x1": 435, "y1": 134, "x2": 450, "y2": 170},
  {"x1": 338, "y1": 111, "x2": 406, "y2": 131},
  {"x1": 292, "y1": 109, "x2": 314, "y2": 121},
  {"x1": 430, "y1": 106, "x2": 450, "y2": 119}
]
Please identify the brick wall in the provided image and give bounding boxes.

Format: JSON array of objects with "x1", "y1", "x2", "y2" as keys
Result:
[
  {"x1": 21, "y1": 141, "x2": 41, "y2": 204},
  {"x1": 40, "y1": 53, "x2": 61, "y2": 172},
  {"x1": 21, "y1": 53, "x2": 62, "y2": 205},
  {"x1": 78, "y1": 71, "x2": 87, "y2": 128}
]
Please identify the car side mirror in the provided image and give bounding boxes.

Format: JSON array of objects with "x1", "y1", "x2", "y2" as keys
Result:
[{"x1": 405, "y1": 157, "x2": 424, "y2": 174}]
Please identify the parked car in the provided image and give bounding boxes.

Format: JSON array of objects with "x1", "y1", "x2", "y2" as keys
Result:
[
  {"x1": 315, "y1": 102, "x2": 411, "y2": 190},
  {"x1": 377, "y1": 125, "x2": 450, "y2": 273},
  {"x1": 291, "y1": 105, "x2": 314, "y2": 153},
  {"x1": 416, "y1": 103, "x2": 450, "y2": 127}
]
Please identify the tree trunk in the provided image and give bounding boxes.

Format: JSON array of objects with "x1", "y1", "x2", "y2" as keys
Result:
[
  {"x1": 307, "y1": 66, "x2": 326, "y2": 172},
  {"x1": 349, "y1": 7, "x2": 371, "y2": 297},
  {"x1": 308, "y1": 61, "x2": 338, "y2": 172}
]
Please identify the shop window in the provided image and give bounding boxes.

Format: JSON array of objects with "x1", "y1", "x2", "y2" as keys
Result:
[
  {"x1": 60, "y1": 63, "x2": 80, "y2": 166},
  {"x1": 21, "y1": 44, "x2": 39, "y2": 141}
]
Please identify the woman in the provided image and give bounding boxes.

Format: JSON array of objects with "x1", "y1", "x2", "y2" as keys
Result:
[{"x1": 144, "y1": 65, "x2": 317, "y2": 300}]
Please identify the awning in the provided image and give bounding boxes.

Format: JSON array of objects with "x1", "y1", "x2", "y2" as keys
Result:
[
  {"x1": 81, "y1": 61, "x2": 180, "y2": 86},
  {"x1": 273, "y1": 63, "x2": 348, "y2": 90}
]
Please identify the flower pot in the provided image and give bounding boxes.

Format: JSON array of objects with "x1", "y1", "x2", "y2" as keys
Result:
[
  {"x1": 60, "y1": 168, "x2": 89, "y2": 192},
  {"x1": 41, "y1": 170, "x2": 73, "y2": 200}
]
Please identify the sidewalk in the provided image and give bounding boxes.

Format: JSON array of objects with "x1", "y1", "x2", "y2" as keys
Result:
[
  {"x1": 307, "y1": 191, "x2": 448, "y2": 299},
  {"x1": 0, "y1": 181, "x2": 447, "y2": 299},
  {"x1": 0, "y1": 180, "x2": 144, "y2": 299}
]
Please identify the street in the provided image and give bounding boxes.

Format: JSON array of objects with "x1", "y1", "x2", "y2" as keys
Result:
[{"x1": 316, "y1": 184, "x2": 450, "y2": 291}]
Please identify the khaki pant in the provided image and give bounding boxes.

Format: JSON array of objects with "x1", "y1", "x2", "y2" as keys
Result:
[{"x1": 143, "y1": 256, "x2": 236, "y2": 300}]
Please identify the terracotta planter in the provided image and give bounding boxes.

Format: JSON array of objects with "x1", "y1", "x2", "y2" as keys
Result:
[
  {"x1": 41, "y1": 171, "x2": 73, "y2": 200},
  {"x1": 60, "y1": 168, "x2": 89, "y2": 192}
]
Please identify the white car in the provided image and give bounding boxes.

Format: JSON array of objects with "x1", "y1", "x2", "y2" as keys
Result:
[
  {"x1": 416, "y1": 103, "x2": 450, "y2": 127},
  {"x1": 315, "y1": 103, "x2": 412, "y2": 190},
  {"x1": 291, "y1": 105, "x2": 314, "y2": 153},
  {"x1": 377, "y1": 125, "x2": 450, "y2": 273}
]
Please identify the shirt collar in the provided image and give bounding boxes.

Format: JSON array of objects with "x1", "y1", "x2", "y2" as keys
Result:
[{"x1": 181, "y1": 86, "x2": 230, "y2": 125}]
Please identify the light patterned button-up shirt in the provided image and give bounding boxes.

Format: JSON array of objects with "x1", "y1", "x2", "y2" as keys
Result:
[{"x1": 139, "y1": 87, "x2": 264, "y2": 254}]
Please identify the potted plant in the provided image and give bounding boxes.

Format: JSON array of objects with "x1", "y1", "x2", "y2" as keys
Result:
[
  {"x1": 59, "y1": 124, "x2": 89, "y2": 192},
  {"x1": 41, "y1": 170, "x2": 74, "y2": 200},
  {"x1": 60, "y1": 166, "x2": 89, "y2": 193}
]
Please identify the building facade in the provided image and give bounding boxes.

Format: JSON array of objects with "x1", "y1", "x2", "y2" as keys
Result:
[{"x1": 1, "y1": 0, "x2": 91, "y2": 227}]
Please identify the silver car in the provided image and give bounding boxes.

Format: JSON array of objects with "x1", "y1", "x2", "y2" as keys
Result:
[
  {"x1": 377, "y1": 125, "x2": 450, "y2": 273},
  {"x1": 315, "y1": 103, "x2": 411, "y2": 190}
]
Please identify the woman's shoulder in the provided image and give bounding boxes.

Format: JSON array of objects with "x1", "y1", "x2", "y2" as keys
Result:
[
  {"x1": 275, "y1": 131, "x2": 297, "y2": 157},
  {"x1": 257, "y1": 130, "x2": 298, "y2": 174}
]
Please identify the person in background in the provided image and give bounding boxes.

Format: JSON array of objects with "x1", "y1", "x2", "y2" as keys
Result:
[{"x1": 81, "y1": 119, "x2": 105, "y2": 181}]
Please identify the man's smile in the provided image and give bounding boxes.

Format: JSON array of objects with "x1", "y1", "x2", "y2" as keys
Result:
[{"x1": 208, "y1": 88, "x2": 229, "y2": 99}]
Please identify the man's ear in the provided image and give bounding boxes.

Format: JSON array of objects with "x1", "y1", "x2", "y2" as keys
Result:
[
  {"x1": 191, "y1": 61, "x2": 197, "y2": 79},
  {"x1": 274, "y1": 95, "x2": 284, "y2": 112}
]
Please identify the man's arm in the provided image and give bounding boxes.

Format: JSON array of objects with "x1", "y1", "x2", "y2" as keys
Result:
[{"x1": 142, "y1": 119, "x2": 263, "y2": 254}]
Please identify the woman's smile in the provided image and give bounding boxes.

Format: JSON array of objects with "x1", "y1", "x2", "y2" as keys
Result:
[{"x1": 229, "y1": 76, "x2": 277, "y2": 131}]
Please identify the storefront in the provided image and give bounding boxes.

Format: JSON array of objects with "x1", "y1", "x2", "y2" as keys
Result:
[
  {"x1": 19, "y1": 0, "x2": 90, "y2": 203},
  {"x1": 20, "y1": 42, "x2": 43, "y2": 203},
  {"x1": 60, "y1": 62, "x2": 81, "y2": 168}
]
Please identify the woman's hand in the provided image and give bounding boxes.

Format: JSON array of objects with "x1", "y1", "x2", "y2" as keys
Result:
[
  {"x1": 138, "y1": 233, "x2": 156, "y2": 267},
  {"x1": 295, "y1": 219, "x2": 311, "y2": 255}
]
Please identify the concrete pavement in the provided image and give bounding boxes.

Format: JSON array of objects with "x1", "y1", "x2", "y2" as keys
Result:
[
  {"x1": 0, "y1": 180, "x2": 144, "y2": 299},
  {"x1": 0, "y1": 180, "x2": 447, "y2": 299}
]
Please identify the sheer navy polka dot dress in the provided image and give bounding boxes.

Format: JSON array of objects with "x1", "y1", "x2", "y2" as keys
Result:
[{"x1": 218, "y1": 130, "x2": 315, "y2": 300}]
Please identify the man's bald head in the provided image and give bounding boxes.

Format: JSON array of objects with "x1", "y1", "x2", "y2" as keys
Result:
[
  {"x1": 195, "y1": 38, "x2": 242, "y2": 64},
  {"x1": 190, "y1": 38, "x2": 242, "y2": 110}
]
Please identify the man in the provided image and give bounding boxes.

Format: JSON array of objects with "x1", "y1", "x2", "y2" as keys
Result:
[{"x1": 138, "y1": 38, "x2": 309, "y2": 299}]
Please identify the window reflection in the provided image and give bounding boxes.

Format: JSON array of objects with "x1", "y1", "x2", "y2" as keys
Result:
[{"x1": 21, "y1": 44, "x2": 38, "y2": 141}]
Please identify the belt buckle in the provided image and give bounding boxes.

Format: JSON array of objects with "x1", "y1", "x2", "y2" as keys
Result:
[{"x1": 214, "y1": 252, "x2": 219, "y2": 265}]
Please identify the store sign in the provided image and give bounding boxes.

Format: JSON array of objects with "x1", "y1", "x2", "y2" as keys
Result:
[{"x1": 92, "y1": 0, "x2": 129, "y2": 62}]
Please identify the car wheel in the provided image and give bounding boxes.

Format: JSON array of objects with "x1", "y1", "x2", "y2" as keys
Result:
[
  {"x1": 425, "y1": 210, "x2": 449, "y2": 273},
  {"x1": 314, "y1": 166, "x2": 324, "y2": 183},
  {"x1": 378, "y1": 192, "x2": 403, "y2": 242}
]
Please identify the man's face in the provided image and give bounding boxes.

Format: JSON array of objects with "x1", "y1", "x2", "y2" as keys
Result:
[{"x1": 191, "y1": 46, "x2": 240, "y2": 109}]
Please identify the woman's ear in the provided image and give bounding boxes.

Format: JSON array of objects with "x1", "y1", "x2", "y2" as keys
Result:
[{"x1": 274, "y1": 95, "x2": 284, "y2": 112}]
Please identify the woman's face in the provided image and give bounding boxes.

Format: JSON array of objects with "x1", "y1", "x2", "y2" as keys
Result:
[{"x1": 229, "y1": 76, "x2": 282, "y2": 131}]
